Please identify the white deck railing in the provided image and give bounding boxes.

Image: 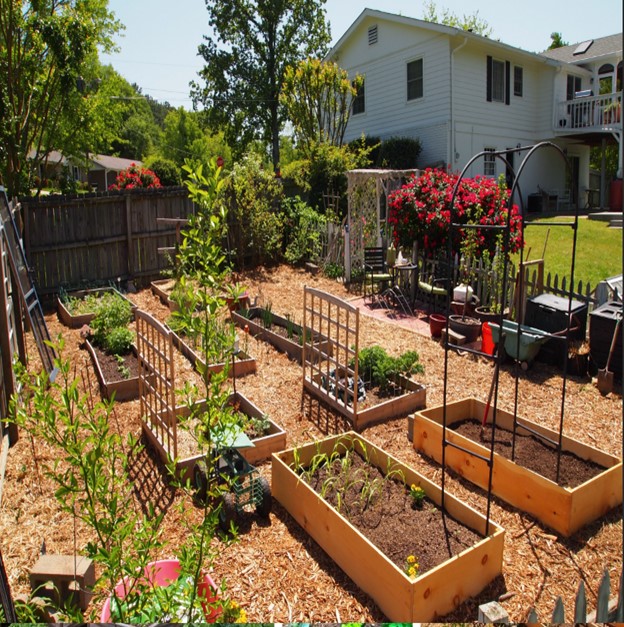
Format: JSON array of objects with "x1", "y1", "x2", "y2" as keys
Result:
[{"x1": 555, "y1": 92, "x2": 622, "y2": 132}]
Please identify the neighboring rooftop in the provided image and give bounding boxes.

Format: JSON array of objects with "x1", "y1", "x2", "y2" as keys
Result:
[{"x1": 539, "y1": 33, "x2": 623, "y2": 63}]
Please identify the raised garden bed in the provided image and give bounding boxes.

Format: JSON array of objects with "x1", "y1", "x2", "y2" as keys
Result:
[
  {"x1": 410, "y1": 397, "x2": 623, "y2": 536},
  {"x1": 306, "y1": 370, "x2": 426, "y2": 431},
  {"x1": 170, "y1": 329, "x2": 257, "y2": 378},
  {"x1": 231, "y1": 307, "x2": 331, "y2": 364},
  {"x1": 150, "y1": 278, "x2": 176, "y2": 309},
  {"x1": 142, "y1": 391, "x2": 286, "y2": 480},
  {"x1": 57, "y1": 287, "x2": 136, "y2": 328},
  {"x1": 85, "y1": 340, "x2": 140, "y2": 402},
  {"x1": 272, "y1": 431, "x2": 504, "y2": 622}
]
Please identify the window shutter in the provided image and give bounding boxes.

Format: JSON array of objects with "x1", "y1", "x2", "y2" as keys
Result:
[
  {"x1": 505, "y1": 61, "x2": 511, "y2": 105},
  {"x1": 486, "y1": 56, "x2": 492, "y2": 102}
]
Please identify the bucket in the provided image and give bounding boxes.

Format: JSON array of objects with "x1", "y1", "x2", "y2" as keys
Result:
[
  {"x1": 429, "y1": 313, "x2": 447, "y2": 339},
  {"x1": 481, "y1": 322, "x2": 495, "y2": 355}
]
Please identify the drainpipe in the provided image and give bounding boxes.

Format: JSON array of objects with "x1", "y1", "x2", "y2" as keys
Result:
[{"x1": 450, "y1": 36, "x2": 468, "y2": 171}]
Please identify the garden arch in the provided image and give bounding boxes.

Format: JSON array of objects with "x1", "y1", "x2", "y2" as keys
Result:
[{"x1": 345, "y1": 169, "x2": 417, "y2": 282}]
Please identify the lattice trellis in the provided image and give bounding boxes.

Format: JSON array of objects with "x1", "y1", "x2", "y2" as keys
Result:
[
  {"x1": 346, "y1": 169, "x2": 418, "y2": 281},
  {"x1": 136, "y1": 309, "x2": 178, "y2": 461},
  {"x1": 302, "y1": 286, "x2": 360, "y2": 416}
]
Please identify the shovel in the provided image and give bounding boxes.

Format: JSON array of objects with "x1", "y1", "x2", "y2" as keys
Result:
[{"x1": 597, "y1": 317, "x2": 621, "y2": 395}]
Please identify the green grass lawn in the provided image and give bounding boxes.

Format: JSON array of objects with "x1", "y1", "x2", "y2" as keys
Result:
[{"x1": 515, "y1": 217, "x2": 622, "y2": 290}]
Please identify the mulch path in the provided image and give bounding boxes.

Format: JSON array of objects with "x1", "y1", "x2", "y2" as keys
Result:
[{"x1": 1, "y1": 264, "x2": 622, "y2": 623}]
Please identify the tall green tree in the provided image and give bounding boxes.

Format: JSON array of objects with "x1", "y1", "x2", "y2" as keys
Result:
[
  {"x1": 192, "y1": 0, "x2": 331, "y2": 172},
  {"x1": 0, "y1": 0, "x2": 121, "y2": 196},
  {"x1": 421, "y1": 0, "x2": 493, "y2": 37},
  {"x1": 280, "y1": 58, "x2": 362, "y2": 158}
]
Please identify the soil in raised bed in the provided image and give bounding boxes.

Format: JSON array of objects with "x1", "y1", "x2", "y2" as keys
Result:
[
  {"x1": 304, "y1": 450, "x2": 483, "y2": 576},
  {"x1": 90, "y1": 344, "x2": 140, "y2": 383},
  {"x1": 452, "y1": 419, "x2": 606, "y2": 488}
]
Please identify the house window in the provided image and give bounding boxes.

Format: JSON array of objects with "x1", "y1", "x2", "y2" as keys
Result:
[
  {"x1": 407, "y1": 59, "x2": 424, "y2": 101},
  {"x1": 352, "y1": 79, "x2": 365, "y2": 115},
  {"x1": 487, "y1": 56, "x2": 510, "y2": 104},
  {"x1": 484, "y1": 148, "x2": 496, "y2": 176},
  {"x1": 514, "y1": 66, "x2": 523, "y2": 97}
]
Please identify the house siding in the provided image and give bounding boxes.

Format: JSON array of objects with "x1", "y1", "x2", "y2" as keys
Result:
[{"x1": 334, "y1": 17, "x2": 451, "y2": 168}]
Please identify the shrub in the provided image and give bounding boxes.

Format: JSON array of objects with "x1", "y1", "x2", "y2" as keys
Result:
[
  {"x1": 378, "y1": 136, "x2": 422, "y2": 169},
  {"x1": 388, "y1": 168, "x2": 524, "y2": 259},
  {"x1": 108, "y1": 163, "x2": 162, "y2": 190},
  {"x1": 282, "y1": 196, "x2": 327, "y2": 265},
  {"x1": 144, "y1": 157, "x2": 182, "y2": 186}
]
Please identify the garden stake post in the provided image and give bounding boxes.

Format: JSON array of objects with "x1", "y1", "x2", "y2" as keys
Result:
[{"x1": 0, "y1": 547, "x2": 16, "y2": 623}]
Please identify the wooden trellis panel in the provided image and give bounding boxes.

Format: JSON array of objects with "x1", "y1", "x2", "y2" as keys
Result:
[
  {"x1": 136, "y1": 309, "x2": 177, "y2": 461},
  {"x1": 302, "y1": 286, "x2": 360, "y2": 415}
]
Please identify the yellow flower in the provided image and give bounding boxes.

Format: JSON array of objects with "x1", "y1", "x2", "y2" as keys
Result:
[
  {"x1": 236, "y1": 608, "x2": 248, "y2": 623},
  {"x1": 407, "y1": 555, "x2": 416, "y2": 564},
  {"x1": 407, "y1": 566, "x2": 417, "y2": 577}
]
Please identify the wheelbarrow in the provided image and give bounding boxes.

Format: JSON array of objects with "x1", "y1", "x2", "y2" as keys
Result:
[{"x1": 489, "y1": 319, "x2": 551, "y2": 370}]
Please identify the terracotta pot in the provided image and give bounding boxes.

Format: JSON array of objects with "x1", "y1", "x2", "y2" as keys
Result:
[
  {"x1": 429, "y1": 313, "x2": 447, "y2": 339},
  {"x1": 449, "y1": 314, "x2": 481, "y2": 343}
]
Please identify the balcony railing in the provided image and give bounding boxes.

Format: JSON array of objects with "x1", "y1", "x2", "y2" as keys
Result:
[{"x1": 555, "y1": 92, "x2": 622, "y2": 132}]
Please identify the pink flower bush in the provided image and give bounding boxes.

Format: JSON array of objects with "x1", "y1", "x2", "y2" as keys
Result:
[
  {"x1": 108, "y1": 163, "x2": 162, "y2": 190},
  {"x1": 387, "y1": 168, "x2": 523, "y2": 258}
]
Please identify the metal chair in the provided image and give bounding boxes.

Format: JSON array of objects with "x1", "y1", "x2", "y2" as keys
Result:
[{"x1": 363, "y1": 247, "x2": 392, "y2": 305}]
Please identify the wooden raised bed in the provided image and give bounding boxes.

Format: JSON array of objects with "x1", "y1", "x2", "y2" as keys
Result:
[
  {"x1": 57, "y1": 287, "x2": 136, "y2": 328},
  {"x1": 410, "y1": 397, "x2": 623, "y2": 536},
  {"x1": 85, "y1": 340, "x2": 140, "y2": 402},
  {"x1": 150, "y1": 278, "x2": 176, "y2": 309},
  {"x1": 170, "y1": 329, "x2": 257, "y2": 378},
  {"x1": 306, "y1": 371, "x2": 426, "y2": 431},
  {"x1": 231, "y1": 307, "x2": 331, "y2": 364},
  {"x1": 272, "y1": 431, "x2": 504, "y2": 622},
  {"x1": 143, "y1": 392, "x2": 286, "y2": 481}
]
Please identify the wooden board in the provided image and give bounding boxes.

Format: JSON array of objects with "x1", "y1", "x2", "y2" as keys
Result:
[
  {"x1": 411, "y1": 397, "x2": 623, "y2": 536},
  {"x1": 272, "y1": 431, "x2": 504, "y2": 622}
]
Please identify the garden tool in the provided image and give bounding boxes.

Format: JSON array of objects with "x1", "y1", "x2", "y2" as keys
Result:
[
  {"x1": 597, "y1": 316, "x2": 621, "y2": 395},
  {"x1": 480, "y1": 358, "x2": 500, "y2": 441}
]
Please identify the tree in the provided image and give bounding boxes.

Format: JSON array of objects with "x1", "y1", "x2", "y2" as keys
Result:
[
  {"x1": 280, "y1": 58, "x2": 362, "y2": 157},
  {"x1": 192, "y1": 0, "x2": 331, "y2": 172},
  {"x1": 548, "y1": 32, "x2": 569, "y2": 50},
  {"x1": 161, "y1": 108, "x2": 205, "y2": 167},
  {"x1": 421, "y1": 1, "x2": 493, "y2": 37},
  {"x1": 0, "y1": 0, "x2": 121, "y2": 196}
]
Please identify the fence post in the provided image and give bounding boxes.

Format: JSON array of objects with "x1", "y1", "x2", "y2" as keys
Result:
[{"x1": 126, "y1": 194, "x2": 133, "y2": 279}]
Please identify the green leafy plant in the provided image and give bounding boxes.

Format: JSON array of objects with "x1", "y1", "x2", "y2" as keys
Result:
[
  {"x1": 409, "y1": 483, "x2": 426, "y2": 508},
  {"x1": 354, "y1": 345, "x2": 424, "y2": 392},
  {"x1": 90, "y1": 293, "x2": 133, "y2": 355}
]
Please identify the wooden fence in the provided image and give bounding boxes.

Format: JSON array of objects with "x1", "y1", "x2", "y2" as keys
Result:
[{"x1": 19, "y1": 187, "x2": 195, "y2": 298}]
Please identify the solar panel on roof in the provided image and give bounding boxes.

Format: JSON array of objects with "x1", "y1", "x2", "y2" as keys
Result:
[{"x1": 573, "y1": 40, "x2": 594, "y2": 55}]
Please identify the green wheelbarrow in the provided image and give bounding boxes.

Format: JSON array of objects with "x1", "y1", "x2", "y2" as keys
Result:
[{"x1": 489, "y1": 320, "x2": 551, "y2": 370}]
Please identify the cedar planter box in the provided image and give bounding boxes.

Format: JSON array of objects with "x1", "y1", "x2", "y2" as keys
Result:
[
  {"x1": 85, "y1": 340, "x2": 140, "y2": 402},
  {"x1": 272, "y1": 432, "x2": 504, "y2": 622},
  {"x1": 410, "y1": 398, "x2": 623, "y2": 537},
  {"x1": 142, "y1": 392, "x2": 286, "y2": 481},
  {"x1": 170, "y1": 329, "x2": 257, "y2": 378},
  {"x1": 57, "y1": 287, "x2": 136, "y2": 328},
  {"x1": 231, "y1": 307, "x2": 331, "y2": 364},
  {"x1": 305, "y1": 371, "x2": 426, "y2": 431}
]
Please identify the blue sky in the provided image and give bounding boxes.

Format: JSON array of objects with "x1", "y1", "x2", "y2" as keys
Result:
[{"x1": 101, "y1": 0, "x2": 622, "y2": 109}]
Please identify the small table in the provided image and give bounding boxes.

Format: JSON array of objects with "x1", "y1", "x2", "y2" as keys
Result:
[{"x1": 385, "y1": 263, "x2": 417, "y2": 312}]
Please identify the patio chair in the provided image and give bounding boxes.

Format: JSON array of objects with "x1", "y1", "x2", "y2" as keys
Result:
[
  {"x1": 364, "y1": 247, "x2": 392, "y2": 305},
  {"x1": 416, "y1": 258, "x2": 450, "y2": 314}
]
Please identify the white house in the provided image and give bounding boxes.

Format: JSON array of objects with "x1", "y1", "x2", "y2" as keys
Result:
[{"x1": 327, "y1": 9, "x2": 622, "y2": 212}]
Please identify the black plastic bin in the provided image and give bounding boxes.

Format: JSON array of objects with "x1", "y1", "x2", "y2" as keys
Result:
[{"x1": 589, "y1": 300, "x2": 622, "y2": 380}]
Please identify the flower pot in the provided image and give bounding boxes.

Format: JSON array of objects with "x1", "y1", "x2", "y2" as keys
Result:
[
  {"x1": 100, "y1": 559, "x2": 219, "y2": 623},
  {"x1": 225, "y1": 293, "x2": 250, "y2": 313},
  {"x1": 429, "y1": 313, "x2": 447, "y2": 338},
  {"x1": 474, "y1": 305, "x2": 504, "y2": 324},
  {"x1": 448, "y1": 314, "x2": 481, "y2": 343}
]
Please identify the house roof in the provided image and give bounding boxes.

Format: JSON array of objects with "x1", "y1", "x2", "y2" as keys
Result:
[
  {"x1": 89, "y1": 154, "x2": 143, "y2": 171},
  {"x1": 539, "y1": 33, "x2": 623, "y2": 64},
  {"x1": 327, "y1": 8, "x2": 561, "y2": 66}
]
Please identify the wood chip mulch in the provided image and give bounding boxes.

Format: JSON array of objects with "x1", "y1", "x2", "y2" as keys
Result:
[{"x1": 1, "y1": 264, "x2": 622, "y2": 623}]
